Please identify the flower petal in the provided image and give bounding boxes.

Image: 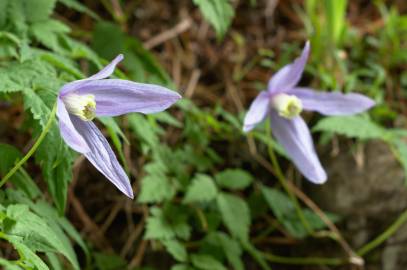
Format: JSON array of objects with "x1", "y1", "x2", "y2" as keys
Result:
[
  {"x1": 289, "y1": 87, "x2": 376, "y2": 115},
  {"x1": 270, "y1": 111, "x2": 327, "y2": 183},
  {"x1": 87, "y1": 54, "x2": 124, "y2": 80},
  {"x1": 70, "y1": 116, "x2": 133, "y2": 198},
  {"x1": 243, "y1": 91, "x2": 271, "y2": 132},
  {"x1": 59, "y1": 54, "x2": 124, "y2": 96},
  {"x1": 56, "y1": 98, "x2": 90, "y2": 153},
  {"x1": 72, "y1": 79, "x2": 181, "y2": 116},
  {"x1": 268, "y1": 41, "x2": 310, "y2": 94}
]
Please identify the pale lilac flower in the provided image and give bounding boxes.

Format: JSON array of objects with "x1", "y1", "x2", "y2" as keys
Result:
[
  {"x1": 243, "y1": 41, "x2": 375, "y2": 184},
  {"x1": 57, "y1": 54, "x2": 181, "y2": 198}
]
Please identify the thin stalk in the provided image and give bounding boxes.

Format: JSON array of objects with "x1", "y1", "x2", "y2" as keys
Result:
[
  {"x1": 263, "y1": 252, "x2": 345, "y2": 266},
  {"x1": 242, "y1": 241, "x2": 272, "y2": 270},
  {"x1": 0, "y1": 103, "x2": 57, "y2": 188},
  {"x1": 265, "y1": 123, "x2": 313, "y2": 234},
  {"x1": 357, "y1": 208, "x2": 407, "y2": 256}
]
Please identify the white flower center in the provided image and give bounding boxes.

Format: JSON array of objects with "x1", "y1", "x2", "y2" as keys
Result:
[
  {"x1": 271, "y1": 93, "x2": 302, "y2": 119},
  {"x1": 63, "y1": 94, "x2": 96, "y2": 121}
]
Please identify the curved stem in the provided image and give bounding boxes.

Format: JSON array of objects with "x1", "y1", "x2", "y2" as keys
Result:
[
  {"x1": 263, "y1": 252, "x2": 345, "y2": 266},
  {"x1": 242, "y1": 241, "x2": 272, "y2": 270},
  {"x1": 357, "y1": 208, "x2": 407, "y2": 256},
  {"x1": 0, "y1": 103, "x2": 57, "y2": 188}
]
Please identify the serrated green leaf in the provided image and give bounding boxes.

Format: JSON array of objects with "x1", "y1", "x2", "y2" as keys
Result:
[
  {"x1": 313, "y1": 115, "x2": 387, "y2": 140},
  {"x1": 145, "y1": 207, "x2": 176, "y2": 240},
  {"x1": 6, "y1": 237, "x2": 50, "y2": 270},
  {"x1": 128, "y1": 113, "x2": 159, "y2": 149},
  {"x1": 58, "y1": 0, "x2": 99, "y2": 19},
  {"x1": 216, "y1": 193, "x2": 250, "y2": 241},
  {"x1": 163, "y1": 239, "x2": 188, "y2": 262},
  {"x1": 205, "y1": 232, "x2": 243, "y2": 270},
  {"x1": 5, "y1": 204, "x2": 79, "y2": 269},
  {"x1": 30, "y1": 19, "x2": 70, "y2": 52},
  {"x1": 193, "y1": 0, "x2": 235, "y2": 39},
  {"x1": 183, "y1": 174, "x2": 217, "y2": 203},
  {"x1": 215, "y1": 169, "x2": 253, "y2": 190},
  {"x1": 191, "y1": 254, "x2": 227, "y2": 270},
  {"x1": 138, "y1": 173, "x2": 176, "y2": 203},
  {"x1": 23, "y1": 0, "x2": 56, "y2": 23}
]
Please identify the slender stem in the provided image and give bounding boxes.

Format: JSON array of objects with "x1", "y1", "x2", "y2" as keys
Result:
[
  {"x1": 265, "y1": 123, "x2": 313, "y2": 234},
  {"x1": 357, "y1": 208, "x2": 407, "y2": 256},
  {"x1": 263, "y1": 252, "x2": 345, "y2": 266},
  {"x1": 0, "y1": 103, "x2": 57, "y2": 188},
  {"x1": 241, "y1": 241, "x2": 272, "y2": 270}
]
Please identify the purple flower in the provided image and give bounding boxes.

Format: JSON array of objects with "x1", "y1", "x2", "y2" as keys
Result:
[
  {"x1": 57, "y1": 54, "x2": 181, "y2": 198},
  {"x1": 243, "y1": 41, "x2": 375, "y2": 184}
]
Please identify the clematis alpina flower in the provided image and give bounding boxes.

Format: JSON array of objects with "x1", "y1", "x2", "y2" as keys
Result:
[
  {"x1": 243, "y1": 41, "x2": 375, "y2": 184},
  {"x1": 57, "y1": 54, "x2": 181, "y2": 198}
]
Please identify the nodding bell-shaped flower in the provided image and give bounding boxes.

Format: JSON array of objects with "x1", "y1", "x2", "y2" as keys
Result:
[
  {"x1": 57, "y1": 55, "x2": 181, "y2": 198},
  {"x1": 243, "y1": 41, "x2": 375, "y2": 184}
]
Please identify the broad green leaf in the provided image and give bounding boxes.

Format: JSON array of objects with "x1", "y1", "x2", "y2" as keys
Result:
[
  {"x1": 144, "y1": 207, "x2": 176, "y2": 240},
  {"x1": 128, "y1": 113, "x2": 159, "y2": 149},
  {"x1": 171, "y1": 265, "x2": 197, "y2": 270},
  {"x1": 205, "y1": 232, "x2": 243, "y2": 270},
  {"x1": 261, "y1": 185, "x2": 339, "y2": 238},
  {"x1": 215, "y1": 169, "x2": 253, "y2": 190},
  {"x1": 163, "y1": 239, "x2": 188, "y2": 262},
  {"x1": 30, "y1": 19, "x2": 70, "y2": 52},
  {"x1": 216, "y1": 193, "x2": 250, "y2": 241},
  {"x1": 191, "y1": 254, "x2": 227, "y2": 270},
  {"x1": 193, "y1": 0, "x2": 235, "y2": 39},
  {"x1": 313, "y1": 115, "x2": 387, "y2": 140},
  {"x1": 6, "y1": 237, "x2": 50, "y2": 270},
  {"x1": 183, "y1": 174, "x2": 217, "y2": 203}
]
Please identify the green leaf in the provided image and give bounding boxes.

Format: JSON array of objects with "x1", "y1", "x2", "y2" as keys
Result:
[
  {"x1": 35, "y1": 124, "x2": 74, "y2": 213},
  {"x1": 5, "y1": 204, "x2": 79, "y2": 269},
  {"x1": 138, "y1": 166, "x2": 176, "y2": 203},
  {"x1": 57, "y1": 0, "x2": 99, "y2": 19},
  {"x1": 191, "y1": 254, "x2": 227, "y2": 270},
  {"x1": 30, "y1": 19, "x2": 70, "y2": 52},
  {"x1": 183, "y1": 174, "x2": 217, "y2": 203},
  {"x1": 192, "y1": 0, "x2": 235, "y2": 39},
  {"x1": 163, "y1": 239, "x2": 188, "y2": 262},
  {"x1": 23, "y1": 0, "x2": 56, "y2": 23},
  {"x1": 205, "y1": 232, "x2": 243, "y2": 270},
  {"x1": 144, "y1": 207, "x2": 177, "y2": 240},
  {"x1": 261, "y1": 185, "x2": 339, "y2": 238},
  {"x1": 313, "y1": 115, "x2": 388, "y2": 140},
  {"x1": 94, "y1": 252, "x2": 127, "y2": 270},
  {"x1": 216, "y1": 193, "x2": 250, "y2": 241},
  {"x1": 392, "y1": 140, "x2": 407, "y2": 182},
  {"x1": 128, "y1": 113, "x2": 160, "y2": 149},
  {"x1": 171, "y1": 265, "x2": 197, "y2": 270},
  {"x1": 6, "y1": 237, "x2": 50, "y2": 270},
  {"x1": 215, "y1": 169, "x2": 253, "y2": 190}
]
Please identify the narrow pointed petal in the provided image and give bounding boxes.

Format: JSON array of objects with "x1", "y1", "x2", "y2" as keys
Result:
[
  {"x1": 87, "y1": 54, "x2": 124, "y2": 80},
  {"x1": 72, "y1": 79, "x2": 181, "y2": 116},
  {"x1": 59, "y1": 54, "x2": 124, "y2": 96},
  {"x1": 70, "y1": 116, "x2": 134, "y2": 198},
  {"x1": 289, "y1": 87, "x2": 376, "y2": 115},
  {"x1": 268, "y1": 41, "x2": 310, "y2": 94},
  {"x1": 270, "y1": 111, "x2": 327, "y2": 183},
  {"x1": 56, "y1": 98, "x2": 89, "y2": 153},
  {"x1": 243, "y1": 91, "x2": 271, "y2": 132}
]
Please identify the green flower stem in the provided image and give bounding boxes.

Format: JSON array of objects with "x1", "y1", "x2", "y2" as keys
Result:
[
  {"x1": 0, "y1": 103, "x2": 57, "y2": 188},
  {"x1": 263, "y1": 252, "x2": 345, "y2": 266},
  {"x1": 357, "y1": 207, "x2": 407, "y2": 256},
  {"x1": 242, "y1": 241, "x2": 272, "y2": 270},
  {"x1": 265, "y1": 123, "x2": 313, "y2": 235}
]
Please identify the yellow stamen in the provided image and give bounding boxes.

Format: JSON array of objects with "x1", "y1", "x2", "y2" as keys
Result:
[
  {"x1": 63, "y1": 94, "x2": 96, "y2": 121},
  {"x1": 272, "y1": 93, "x2": 303, "y2": 119}
]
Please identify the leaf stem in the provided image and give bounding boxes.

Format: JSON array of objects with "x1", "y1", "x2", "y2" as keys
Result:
[
  {"x1": 0, "y1": 102, "x2": 57, "y2": 188},
  {"x1": 357, "y1": 207, "x2": 407, "y2": 256}
]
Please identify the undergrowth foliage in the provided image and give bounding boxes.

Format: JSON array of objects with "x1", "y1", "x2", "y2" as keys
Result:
[{"x1": 0, "y1": 0, "x2": 406, "y2": 270}]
